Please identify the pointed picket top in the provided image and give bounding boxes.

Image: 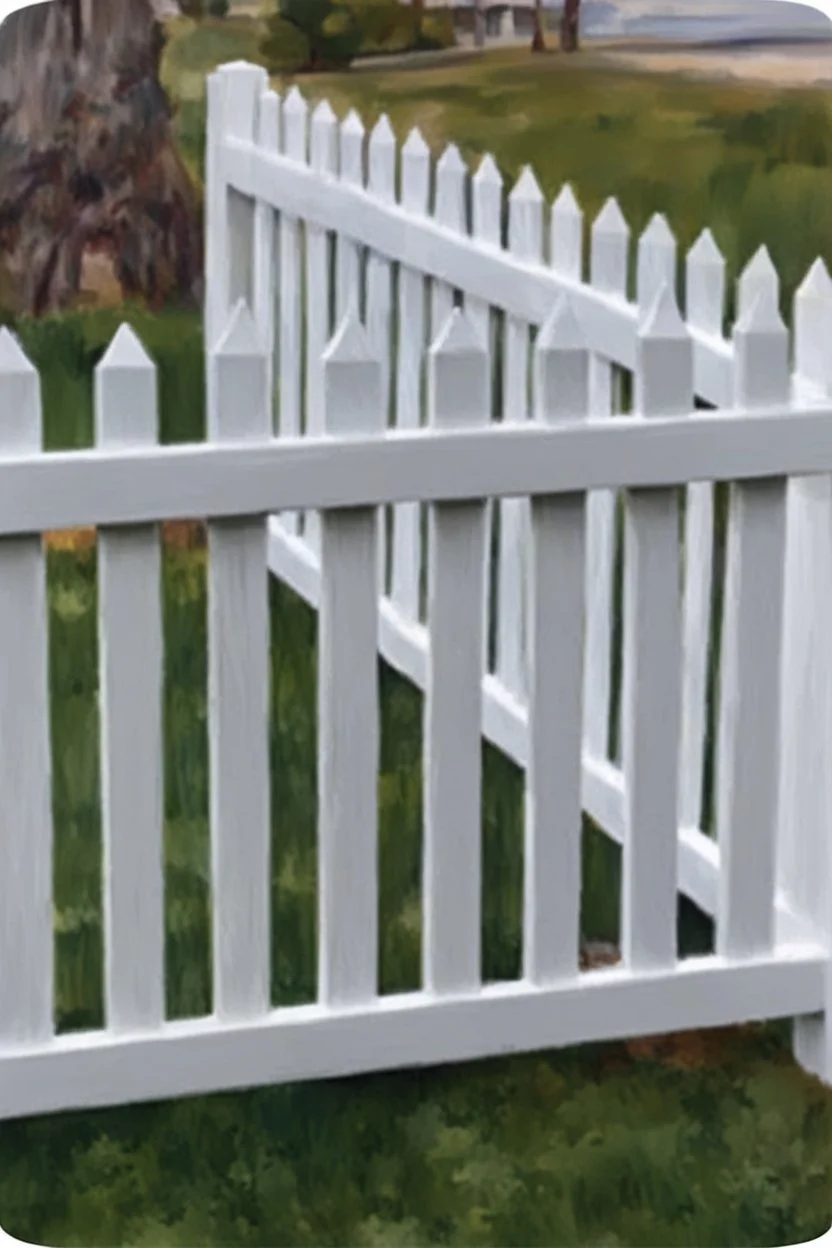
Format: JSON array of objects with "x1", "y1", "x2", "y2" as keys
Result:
[
  {"x1": 734, "y1": 281, "x2": 786, "y2": 338},
  {"x1": 429, "y1": 307, "x2": 485, "y2": 358},
  {"x1": 737, "y1": 244, "x2": 778, "y2": 316},
  {"x1": 639, "y1": 280, "x2": 687, "y2": 340},
  {"x1": 553, "y1": 183, "x2": 581, "y2": 220},
  {"x1": 323, "y1": 306, "x2": 378, "y2": 366},
  {"x1": 283, "y1": 85, "x2": 308, "y2": 116},
  {"x1": 312, "y1": 98, "x2": 336, "y2": 126},
  {"x1": 639, "y1": 212, "x2": 675, "y2": 248},
  {"x1": 509, "y1": 164, "x2": 544, "y2": 205},
  {"x1": 403, "y1": 126, "x2": 429, "y2": 160},
  {"x1": 474, "y1": 152, "x2": 502, "y2": 188},
  {"x1": 437, "y1": 141, "x2": 466, "y2": 177},
  {"x1": 341, "y1": 107, "x2": 364, "y2": 138},
  {"x1": 592, "y1": 196, "x2": 629, "y2": 239},
  {"x1": 537, "y1": 296, "x2": 586, "y2": 353},
  {"x1": 797, "y1": 256, "x2": 832, "y2": 303},
  {"x1": 99, "y1": 323, "x2": 153, "y2": 372},
  {"x1": 370, "y1": 113, "x2": 395, "y2": 150},
  {"x1": 0, "y1": 326, "x2": 35, "y2": 376},
  {"x1": 215, "y1": 300, "x2": 263, "y2": 357},
  {"x1": 688, "y1": 227, "x2": 723, "y2": 269}
]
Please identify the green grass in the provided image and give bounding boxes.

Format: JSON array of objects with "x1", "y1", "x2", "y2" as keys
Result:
[{"x1": 0, "y1": 306, "x2": 828, "y2": 1245}]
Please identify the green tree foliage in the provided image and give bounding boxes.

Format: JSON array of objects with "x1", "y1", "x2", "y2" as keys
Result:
[
  {"x1": 206, "y1": 0, "x2": 230, "y2": 17},
  {"x1": 261, "y1": 0, "x2": 362, "y2": 73}
]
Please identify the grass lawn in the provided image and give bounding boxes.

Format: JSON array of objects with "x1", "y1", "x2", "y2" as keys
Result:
[{"x1": 0, "y1": 28, "x2": 831, "y2": 1248}]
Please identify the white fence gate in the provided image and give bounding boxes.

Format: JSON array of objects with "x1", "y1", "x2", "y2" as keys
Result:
[{"x1": 0, "y1": 59, "x2": 830, "y2": 1123}]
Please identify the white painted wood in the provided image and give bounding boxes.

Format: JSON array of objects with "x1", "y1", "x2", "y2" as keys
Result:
[
  {"x1": 497, "y1": 166, "x2": 543, "y2": 700},
  {"x1": 637, "y1": 213, "x2": 677, "y2": 314},
  {"x1": 424, "y1": 311, "x2": 488, "y2": 994},
  {"x1": 0, "y1": 948, "x2": 823, "y2": 1121},
  {"x1": 550, "y1": 184, "x2": 583, "y2": 281},
  {"x1": 716, "y1": 279, "x2": 790, "y2": 961},
  {"x1": 208, "y1": 302, "x2": 271, "y2": 1022},
  {"x1": 6, "y1": 397, "x2": 832, "y2": 534},
  {"x1": 737, "y1": 245, "x2": 779, "y2": 323},
  {"x1": 391, "y1": 128, "x2": 430, "y2": 621},
  {"x1": 622, "y1": 283, "x2": 690, "y2": 971},
  {"x1": 430, "y1": 143, "x2": 468, "y2": 333},
  {"x1": 96, "y1": 326, "x2": 165, "y2": 1034},
  {"x1": 336, "y1": 110, "x2": 365, "y2": 322},
  {"x1": 222, "y1": 138, "x2": 740, "y2": 406},
  {"x1": 222, "y1": 64, "x2": 266, "y2": 351},
  {"x1": 584, "y1": 197, "x2": 629, "y2": 761},
  {"x1": 252, "y1": 89, "x2": 281, "y2": 426},
  {"x1": 679, "y1": 229, "x2": 725, "y2": 833},
  {"x1": 318, "y1": 313, "x2": 383, "y2": 1006},
  {"x1": 470, "y1": 153, "x2": 503, "y2": 673},
  {"x1": 524, "y1": 298, "x2": 588, "y2": 984},
  {"x1": 277, "y1": 86, "x2": 308, "y2": 536},
  {"x1": 0, "y1": 330, "x2": 53, "y2": 1046},
  {"x1": 366, "y1": 114, "x2": 397, "y2": 595},
  {"x1": 783, "y1": 257, "x2": 832, "y2": 1080},
  {"x1": 267, "y1": 513, "x2": 812, "y2": 946},
  {"x1": 304, "y1": 100, "x2": 339, "y2": 554}
]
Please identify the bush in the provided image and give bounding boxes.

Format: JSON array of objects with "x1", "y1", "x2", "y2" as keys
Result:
[
  {"x1": 205, "y1": 0, "x2": 230, "y2": 15},
  {"x1": 419, "y1": 8, "x2": 455, "y2": 49},
  {"x1": 260, "y1": 0, "x2": 362, "y2": 72}
]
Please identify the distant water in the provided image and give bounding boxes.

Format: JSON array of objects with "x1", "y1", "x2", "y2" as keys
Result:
[{"x1": 580, "y1": 0, "x2": 832, "y2": 42}]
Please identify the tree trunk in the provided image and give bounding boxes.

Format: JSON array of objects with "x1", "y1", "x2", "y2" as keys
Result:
[
  {"x1": 559, "y1": 0, "x2": 580, "y2": 52},
  {"x1": 0, "y1": 0, "x2": 202, "y2": 316},
  {"x1": 531, "y1": 0, "x2": 546, "y2": 52},
  {"x1": 473, "y1": 0, "x2": 485, "y2": 48}
]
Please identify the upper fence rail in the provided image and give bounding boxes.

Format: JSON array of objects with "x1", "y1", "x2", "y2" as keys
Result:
[{"x1": 208, "y1": 61, "x2": 832, "y2": 411}]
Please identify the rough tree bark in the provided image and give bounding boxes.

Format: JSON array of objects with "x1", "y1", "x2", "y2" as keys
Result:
[
  {"x1": 559, "y1": 0, "x2": 580, "y2": 52},
  {"x1": 0, "y1": 0, "x2": 202, "y2": 316}
]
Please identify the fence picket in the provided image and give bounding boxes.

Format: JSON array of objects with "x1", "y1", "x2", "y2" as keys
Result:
[
  {"x1": 208, "y1": 302, "x2": 271, "y2": 1021},
  {"x1": 336, "y1": 110, "x2": 365, "y2": 322},
  {"x1": 96, "y1": 326, "x2": 164, "y2": 1033},
  {"x1": 716, "y1": 281, "x2": 790, "y2": 959},
  {"x1": 550, "y1": 184, "x2": 583, "y2": 280},
  {"x1": 584, "y1": 197, "x2": 629, "y2": 761},
  {"x1": 319, "y1": 313, "x2": 383, "y2": 1005},
  {"x1": 0, "y1": 331, "x2": 52, "y2": 1045},
  {"x1": 470, "y1": 153, "x2": 503, "y2": 672},
  {"x1": 431, "y1": 143, "x2": 467, "y2": 332},
  {"x1": 366, "y1": 114, "x2": 396, "y2": 596},
  {"x1": 391, "y1": 128, "x2": 430, "y2": 621},
  {"x1": 524, "y1": 298, "x2": 589, "y2": 984},
  {"x1": 305, "y1": 100, "x2": 339, "y2": 555},
  {"x1": 679, "y1": 229, "x2": 725, "y2": 833},
  {"x1": 637, "y1": 213, "x2": 677, "y2": 314},
  {"x1": 253, "y1": 88, "x2": 280, "y2": 427},
  {"x1": 622, "y1": 282, "x2": 690, "y2": 971},
  {"x1": 278, "y1": 86, "x2": 308, "y2": 536},
  {"x1": 424, "y1": 310, "x2": 489, "y2": 994},
  {"x1": 497, "y1": 166, "x2": 543, "y2": 701}
]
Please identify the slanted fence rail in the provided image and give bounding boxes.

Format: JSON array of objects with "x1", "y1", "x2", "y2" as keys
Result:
[{"x1": 0, "y1": 58, "x2": 830, "y2": 1123}]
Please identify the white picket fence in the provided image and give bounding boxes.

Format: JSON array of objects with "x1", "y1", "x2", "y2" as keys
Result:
[{"x1": 0, "y1": 61, "x2": 831, "y2": 1124}]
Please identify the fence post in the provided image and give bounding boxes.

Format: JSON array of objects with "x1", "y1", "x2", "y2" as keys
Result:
[
  {"x1": 318, "y1": 311, "x2": 383, "y2": 1007},
  {"x1": 208, "y1": 300, "x2": 271, "y2": 1022},
  {"x1": 622, "y1": 282, "x2": 690, "y2": 972},
  {"x1": 424, "y1": 310, "x2": 489, "y2": 996},
  {"x1": 524, "y1": 297, "x2": 589, "y2": 985},
  {"x1": 783, "y1": 258, "x2": 832, "y2": 1081},
  {"x1": 96, "y1": 325, "x2": 164, "y2": 1034},
  {"x1": 0, "y1": 330, "x2": 52, "y2": 1046}
]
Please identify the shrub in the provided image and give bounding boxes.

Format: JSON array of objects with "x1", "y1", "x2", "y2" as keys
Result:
[
  {"x1": 205, "y1": 0, "x2": 230, "y2": 15},
  {"x1": 261, "y1": 0, "x2": 362, "y2": 72},
  {"x1": 419, "y1": 8, "x2": 455, "y2": 49}
]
